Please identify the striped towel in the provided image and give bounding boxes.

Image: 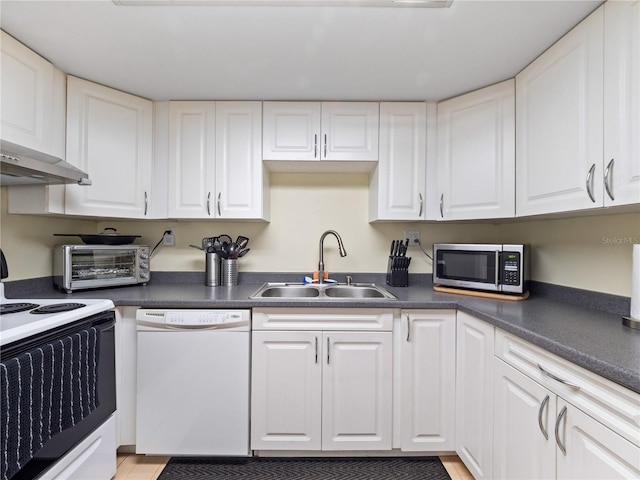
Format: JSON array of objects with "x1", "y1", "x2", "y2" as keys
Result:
[{"x1": 0, "y1": 326, "x2": 101, "y2": 480}]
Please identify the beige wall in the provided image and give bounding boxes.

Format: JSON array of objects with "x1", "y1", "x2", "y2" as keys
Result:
[{"x1": 1, "y1": 174, "x2": 638, "y2": 297}]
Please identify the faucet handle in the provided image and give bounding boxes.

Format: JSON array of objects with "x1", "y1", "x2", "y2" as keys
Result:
[{"x1": 345, "y1": 275, "x2": 353, "y2": 285}]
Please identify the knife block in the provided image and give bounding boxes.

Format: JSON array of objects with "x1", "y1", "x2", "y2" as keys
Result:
[{"x1": 386, "y1": 256, "x2": 409, "y2": 287}]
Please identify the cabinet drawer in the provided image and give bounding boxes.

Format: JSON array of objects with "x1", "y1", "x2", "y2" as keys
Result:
[
  {"x1": 252, "y1": 308, "x2": 394, "y2": 331},
  {"x1": 495, "y1": 329, "x2": 640, "y2": 447}
]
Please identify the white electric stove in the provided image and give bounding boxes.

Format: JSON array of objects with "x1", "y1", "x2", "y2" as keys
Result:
[{"x1": 0, "y1": 283, "x2": 114, "y2": 347}]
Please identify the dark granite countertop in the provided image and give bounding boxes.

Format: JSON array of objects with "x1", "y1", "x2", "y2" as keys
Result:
[{"x1": 4, "y1": 272, "x2": 639, "y2": 393}]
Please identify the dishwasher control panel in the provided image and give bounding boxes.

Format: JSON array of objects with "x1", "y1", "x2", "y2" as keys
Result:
[
  {"x1": 136, "y1": 309, "x2": 250, "y2": 329},
  {"x1": 166, "y1": 311, "x2": 243, "y2": 326}
]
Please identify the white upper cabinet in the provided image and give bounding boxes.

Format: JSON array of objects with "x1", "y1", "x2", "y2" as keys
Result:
[
  {"x1": 437, "y1": 80, "x2": 515, "y2": 220},
  {"x1": 262, "y1": 102, "x2": 321, "y2": 161},
  {"x1": 263, "y1": 101, "x2": 379, "y2": 167},
  {"x1": 167, "y1": 101, "x2": 216, "y2": 218},
  {"x1": 215, "y1": 101, "x2": 268, "y2": 220},
  {"x1": 369, "y1": 103, "x2": 427, "y2": 221},
  {"x1": 65, "y1": 76, "x2": 153, "y2": 218},
  {"x1": 1, "y1": 30, "x2": 65, "y2": 159},
  {"x1": 167, "y1": 101, "x2": 268, "y2": 220},
  {"x1": 516, "y1": 7, "x2": 604, "y2": 216},
  {"x1": 603, "y1": 0, "x2": 640, "y2": 207}
]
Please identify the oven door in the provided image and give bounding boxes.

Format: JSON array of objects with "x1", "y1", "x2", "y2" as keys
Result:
[
  {"x1": 433, "y1": 244, "x2": 502, "y2": 292},
  {"x1": 0, "y1": 311, "x2": 116, "y2": 480},
  {"x1": 57, "y1": 246, "x2": 143, "y2": 292}
]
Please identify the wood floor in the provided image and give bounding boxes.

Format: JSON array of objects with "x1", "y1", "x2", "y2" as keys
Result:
[{"x1": 114, "y1": 453, "x2": 473, "y2": 480}]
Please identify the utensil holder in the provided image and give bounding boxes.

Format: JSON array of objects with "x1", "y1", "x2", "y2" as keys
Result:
[
  {"x1": 386, "y1": 256, "x2": 409, "y2": 287},
  {"x1": 205, "y1": 252, "x2": 221, "y2": 286},
  {"x1": 222, "y1": 258, "x2": 238, "y2": 286}
]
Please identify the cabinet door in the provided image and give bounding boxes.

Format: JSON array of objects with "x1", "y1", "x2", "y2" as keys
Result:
[
  {"x1": 437, "y1": 80, "x2": 515, "y2": 220},
  {"x1": 516, "y1": 7, "x2": 604, "y2": 216},
  {"x1": 321, "y1": 102, "x2": 379, "y2": 161},
  {"x1": 262, "y1": 102, "x2": 321, "y2": 161},
  {"x1": 0, "y1": 31, "x2": 65, "y2": 159},
  {"x1": 493, "y1": 358, "x2": 556, "y2": 480},
  {"x1": 400, "y1": 310, "x2": 455, "y2": 451},
  {"x1": 115, "y1": 307, "x2": 139, "y2": 447},
  {"x1": 65, "y1": 76, "x2": 153, "y2": 218},
  {"x1": 167, "y1": 102, "x2": 216, "y2": 218},
  {"x1": 455, "y1": 312, "x2": 494, "y2": 479},
  {"x1": 251, "y1": 331, "x2": 322, "y2": 450},
  {"x1": 215, "y1": 101, "x2": 268, "y2": 220},
  {"x1": 370, "y1": 103, "x2": 426, "y2": 221},
  {"x1": 556, "y1": 399, "x2": 640, "y2": 480},
  {"x1": 322, "y1": 331, "x2": 392, "y2": 450},
  {"x1": 603, "y1": 0, "x2": 640, "y2": 207}
]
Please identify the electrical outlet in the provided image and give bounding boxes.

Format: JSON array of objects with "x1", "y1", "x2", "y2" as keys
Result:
[
  {"x1": 163, "y1": 228, "x2": 176, "y2": 246},
  {"x1": 404, "y1": 230, "x2": 421, "y2": 246}
]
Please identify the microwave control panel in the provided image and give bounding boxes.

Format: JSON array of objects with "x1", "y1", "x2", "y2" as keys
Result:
[{"x1": 501, "y1": 251, "x2": 521, "y2": 285}]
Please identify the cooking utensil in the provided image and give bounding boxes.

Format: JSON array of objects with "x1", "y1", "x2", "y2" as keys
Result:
[
  {"x1": 237, "y1": 248, "x2": 250, "y2": 258},
  {"x1": 54, "y1": 228, "x2": 140, "y2": 245},
  {"x1": 236, "y1": 236, "x2": 249, "y2": 250},
  {"x1": 202, "y1": 236, "x2": 217, "y2": 251}
]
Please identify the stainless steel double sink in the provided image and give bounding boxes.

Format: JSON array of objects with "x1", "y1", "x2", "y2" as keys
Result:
[{"x1": 249, "y1": 282, "x2": 397, "y2": 300}]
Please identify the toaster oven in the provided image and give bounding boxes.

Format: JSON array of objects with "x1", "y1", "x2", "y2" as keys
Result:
[{"x1": 54, "y1": 244, "x2": 150, "y2": 292}]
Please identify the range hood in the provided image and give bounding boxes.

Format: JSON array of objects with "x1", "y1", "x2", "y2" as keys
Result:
[{"x1": 0, "y1": 143, "x2": 91, "y2": 186}]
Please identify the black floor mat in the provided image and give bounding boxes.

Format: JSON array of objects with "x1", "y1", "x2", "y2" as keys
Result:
[{"x1": 157, "y1": 456, "x2": 452, "y2": 480}]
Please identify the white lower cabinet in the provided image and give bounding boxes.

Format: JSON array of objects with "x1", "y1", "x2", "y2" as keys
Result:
[
  {"x1": 493, "y1": 358, "x2": 557, "y2": 480},
  {"x1": 251, "y1": 308, "x2": 393, "y2": 452},
  {"x1": 114, "y1": 306, "x2": 139, "y2": 447},
  {"x1": 399, "y1": 310, "x2": 455, "y2": 452},
  {"x1": 455, "y1": 312, "x2": 494, "y2": 479},
  {"x1": 493, "y1": 330, "x2": 640, "y2": 480}
]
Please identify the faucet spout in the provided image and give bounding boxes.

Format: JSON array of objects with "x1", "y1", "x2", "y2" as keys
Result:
[{"x1": 318, "y1": 230, "x2": 347, "y2": 284}]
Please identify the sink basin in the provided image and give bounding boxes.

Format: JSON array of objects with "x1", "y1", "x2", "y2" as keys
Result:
[
  {"x1": 249, "y1": 282, "x2": 396, "y2": 300},
  {"x1": 258, "y1": 285, "x2": 320, "y2": 298}
]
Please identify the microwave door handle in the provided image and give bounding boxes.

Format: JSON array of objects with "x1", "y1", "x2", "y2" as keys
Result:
[{"x1": 495, "y1": 251, "x2": 500, "y2": 289}]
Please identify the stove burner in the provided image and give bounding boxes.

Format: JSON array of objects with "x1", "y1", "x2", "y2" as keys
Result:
[
  {"x1": 1, "y1": 303, "x2": 41, "y2": 315},
  {"x1": 29, "y1": 303, "x2": 87, "y2": 315}
]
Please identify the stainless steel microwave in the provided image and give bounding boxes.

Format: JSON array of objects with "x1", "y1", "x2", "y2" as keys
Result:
[
  {"x1": 433, "y1": 243, "x2": 529, "y2": 294},
  {"x1": 54, "y1": 244, "x2": 150, "y2": 292}
]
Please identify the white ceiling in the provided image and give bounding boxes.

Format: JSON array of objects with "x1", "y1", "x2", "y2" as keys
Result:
[{"x1": 0, "y1": 0, "x2": 602, "y2": 102}]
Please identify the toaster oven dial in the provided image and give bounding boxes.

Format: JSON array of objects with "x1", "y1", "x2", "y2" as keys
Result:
[
  {"x1": 140, "y1": 262, "x2": 149, "y2": 270},
  {"x1": 139, "y1": 252, "x2": 149, "y2": 260},
  {"x1": 140, "y1": 272, "x2": 150, "y2": 280}
]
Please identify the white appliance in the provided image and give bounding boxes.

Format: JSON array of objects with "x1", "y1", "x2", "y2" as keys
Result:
[
  {"x1": 0, "y1": 282, "x2": 117, "y2": 480},
  {"x1": 135, "y1": 309, "x2": 251, "y2": 456}
]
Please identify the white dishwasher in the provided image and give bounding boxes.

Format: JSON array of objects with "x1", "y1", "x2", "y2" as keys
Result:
[{"x1": 135, "y1": 309, "x2": 250, "y2": 456}]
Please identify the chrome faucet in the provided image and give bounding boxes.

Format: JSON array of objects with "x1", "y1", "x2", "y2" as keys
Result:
[{"x1": 318, "y1": 230, "x2": 347, "y2": 284}]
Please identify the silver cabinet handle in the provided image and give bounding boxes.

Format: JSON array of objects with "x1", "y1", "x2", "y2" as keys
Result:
[
  {"x1": 439, "y1": 193, "x2": 444, "y2": 218},
  {"x1": 327, "y1": 337, "x2": 330, "y2": 365},
  {"x1": 406, "y1": 314, "x2": 411, "y2": 342},
  {"x1": 418, "y1": 193, "x2": 423, "y2": 218},
  {"x1": 324, "y1": 134, "x2": 327, "y2": 158},
  {"x1": 144, "y1": 191, "x2": 148, "y2": 216},
  {"x1": 555, "y1": 405, "x2": 568, "y2": 455},
  {"x1": 314, "y1": 134, "x2": 318, "y2": 158},
  {"x1": 586, "y1": 163, "x2": 596, "y2": 203},
  {"x1": 315, "y1": 336, "x2": 318, "y2": 364},
  {"x1": 538, "y1": 394, "x2": 550, "y2": 440},
  {"x1": 538, "y1": 364, "x2": 581, "y2": 389},
  {"x1": 604, "y1": 158, "x2": 615, "y2": 201},
  {"x1": 217, "y1": 192, "x2": 221, "y2": 216},
  {"x1": 206, "y1": 192, "x2": 211, "y2": 216}
]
